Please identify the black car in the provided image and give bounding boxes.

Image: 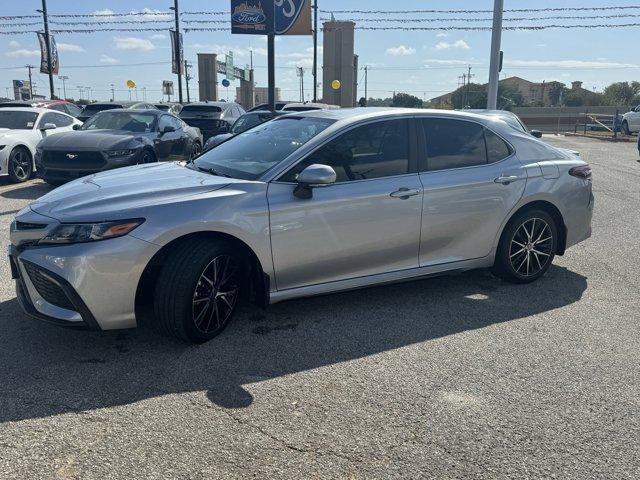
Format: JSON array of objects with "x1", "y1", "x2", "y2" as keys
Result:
[
  {"x1": 248, "y1": 101, "x2": 295, "y2": 112},
  {"x1": 179, "y1": 102, "x2": 245, "y2": 141},
  {"x1": 78, "y1": 101, "x2": 157, "y2": 123},
  {"x1": 203, "y1": 110, "x2": 284, "y2": 151},
  {"x1": 35, "y1": 109, "x2": 203, "y2": 185}
]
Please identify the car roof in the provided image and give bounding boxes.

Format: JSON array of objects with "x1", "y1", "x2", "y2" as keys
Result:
[
  {"x1": 89, "y1": 108, "x2": 160, "y2": 115},
  {"x1": 185, "y1": 101, "x2": 237, "y2": 107},
  {"x1": 0, "y1": 106, "x2": 50, "y2": 114},
  {"x1": 463, "y1": 109, "x2": 518, "y2": 117}
]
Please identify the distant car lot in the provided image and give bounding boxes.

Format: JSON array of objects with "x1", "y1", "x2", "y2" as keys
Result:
[{"x1": 0, "y1": 134, "x2": 637, "y2": 478}]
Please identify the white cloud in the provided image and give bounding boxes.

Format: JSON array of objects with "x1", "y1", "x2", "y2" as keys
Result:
[
  {"x1": 535, "y1": 44, "x2": 547, "y2": 47},
  {"x1": 135, "y1": 8, "x2": 171, "y2": 21},
  {"x1": 113, "y1": 37, "x2": 155, "y2": 51},
  {"x1": 93, "y1": 9, "x2": 114, "y2": 16},
  {"x1": 434, "y1": 40, "x2": 470, "y2": 51},
  {"x1": 424, "y1": 59, "x2": 476, "y2": 66},
  {"x1": 8, "y1": 40, "x2": 20, "y2": 48},
  {"x1": 149, "y1": 34, "x2": 166, "y2": 40},
  {"x1": 385, "y1": 45, "x2": 416, "y2": 56},
  {"x1": 506, "y1": 59, "x2": 638, "y2": 69},
  {"x1": 436, "y1": 33, "x2": 449, "y2": 38},
  {"x1": 57, "y1": 43, "x2": 85, "y2": 53},
  {"x1": 5, "y1": 49, "x2": 40, "y2": 58},
  {"x1": 99, "y1": 54, "x2": 118, "y2": 64}
]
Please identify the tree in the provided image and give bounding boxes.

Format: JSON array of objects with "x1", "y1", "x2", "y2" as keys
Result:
[
  {"x1": 548, "y1": 82, "x2": 566, "y2": 106},
  {"x1": 366, "y1": 97, "x2": 393, "y2": 107},
  {"x1": 602, "y1": 81, "x2": 640, "y2": 105},
  {"x1": 391, "y1": 92, "x2": 423, "y2": 108}
]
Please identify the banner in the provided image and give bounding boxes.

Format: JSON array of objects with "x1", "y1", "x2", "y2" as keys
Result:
[
  {"x1": 37, "y1": 32, "x2": 59, "y2": 75},
  {"x1": 170, "y1": 30, "x2": 184, "y2": 75},
  {"x1": 230, "y1": 1, "x2": 311, "y2": 35}
]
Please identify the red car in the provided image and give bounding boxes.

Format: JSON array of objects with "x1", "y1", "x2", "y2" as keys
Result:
[{"x1": 0, "y1": 99, "x2": 82, "y2": 118}]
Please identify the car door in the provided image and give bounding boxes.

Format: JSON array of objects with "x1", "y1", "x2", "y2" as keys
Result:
[
  {"x1": 416, "y1": 117, "x2": 526, "y2": 266},
  {"x1": 267, "y1": 117, "x2": 423, "y2": 291},
  {"x1": 155, "y1": 114, "x2": 181, "y2": 161},
  {"x1": 37, "y1": 112, "x2": 74, "y2": 139},
  {"x1": 169, "y1": 115, "x2": 189, "y2": 160},
  {"x1": 629, "y1": 105, "x2": 640, "y2": 131}
]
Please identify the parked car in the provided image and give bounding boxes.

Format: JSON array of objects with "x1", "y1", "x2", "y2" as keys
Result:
[
  {"x1": 78, "y1": 101, "x2": 157, "y2": 123},
  {"x1": 281, "y1": 102, "x2": 340, "y2": 112},
  {"x1": 248, "y1": 101, "x2": 295, "y2": 112},
  {"x1": 620, "y1": 105, "x2": 640, "y2": 135},
  {"x1": 179, "y1": 102, "x2": 245, "y2": 141},
  {"x1": 8, "y1": 108, "x2": 593, "y2": 343},
  {"x1": 203, "y1": 110, "x2": 284, "y2": 151},
  {"x1": 0, "y1": 107, "x2": 82, "y2": 183},
  {"x1": 154, "y1": 103, "x2": 183, "y2": 115},
  {"x1": 1, "y1": 100, "x2": 83, "y2": 118},
  {"x1": 35, "y1": 109, "x2": 202, "y2": 185}
]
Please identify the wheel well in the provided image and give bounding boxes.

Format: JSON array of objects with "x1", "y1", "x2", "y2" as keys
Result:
[
  {"x1": 503, "y1": 201, "x2": 567, "y2": 255},
  {"x1": 135, "y1": 231, "x2": 268, "y2": 321}
]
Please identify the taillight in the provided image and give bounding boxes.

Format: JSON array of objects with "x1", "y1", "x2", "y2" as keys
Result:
[{"x1": 569, "y1": 165, "x2": 592, "y2": 180}]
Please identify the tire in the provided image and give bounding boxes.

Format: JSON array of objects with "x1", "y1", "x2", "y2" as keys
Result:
[
  {"x1": 153, "y1": 238, "x2": 245, "y2": 343},
  {"x1": 190, "y1": 142, "x2": 202, "y2": 159},
  {"x1": 7, "y1": 146, "x2": 33, "y2": 183},
  {"x1": 492, "y1": 209, "x2": 558, "y2": 284},
  {"x1": 621, "y1": 120, "x2": 630, "y2": 136},
  {"x1": 138, "y1": 149, "x2": 156, "y2": 165}
]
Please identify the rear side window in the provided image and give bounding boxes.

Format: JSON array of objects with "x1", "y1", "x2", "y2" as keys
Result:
[
  {"x1": 485, "y1": 128, "x2": 512, "y2": 163},
  {"x1": 421, "y1": 118, "x2": 486, "y2": 171}
]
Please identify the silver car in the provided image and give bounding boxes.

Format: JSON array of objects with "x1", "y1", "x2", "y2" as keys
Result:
[{"x1": 8, "y1": 108, "x2": 593, "y2": 343}]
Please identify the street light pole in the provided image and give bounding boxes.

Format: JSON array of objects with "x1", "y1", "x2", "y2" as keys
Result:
[
  {"x1": 171, "y1": 0, "x2": 183, "y2": 104},
  {"x1": 26, "y1": 65, "x2": 34, "y2": 99},
  {"x1": 38, "y1": 0, "x2": 55, "y2": 99},
  {"x1": 110, "y1": 83, "x2": 115, "y2": 102},
  {"x1": 57, "y1": 75, "x2": 68, "y2": 99},
  {"x1": 312, "y1": 0, "x2": 318, "y2": 102},
  {"x1": 487, "y1": 0, "x2": 503, "y2": 109}
]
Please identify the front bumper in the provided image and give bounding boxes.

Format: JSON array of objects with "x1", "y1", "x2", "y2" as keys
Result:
[
  {"x1": 9, "y1": 229, "x2": 161, "y2": 330},
  {"x1": 36, "y1": 150, "x2": 142, "y2": 183}
]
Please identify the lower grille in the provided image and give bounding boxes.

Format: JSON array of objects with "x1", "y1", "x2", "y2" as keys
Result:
[
  {"x1": 15, "y1": 221, "x2": 47, "y2": 230},
  {"x1": 43, "y1": 151, "x2": 106, "y2": 170},
  {"x1": 23, "y1": 262, "x2": 75, "y2": 311}
]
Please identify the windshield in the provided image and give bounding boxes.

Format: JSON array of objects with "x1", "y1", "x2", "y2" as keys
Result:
[
  {"x1": 181, "y1": 105, "x2": 222, "y2": 113},
  {"x1": 191, "y1": 116, "x2": 334, "y2": 180},
  {"x1": 82, "y1": 111, "x2": 157, "y2": 132},
  {"x1": 82, "y1": 104, "x2": 121, "y2": 114},
  {"x1": 231, "y1": 113, "x2": 274, "y2": 134},
  {"x1": 0, "y1": 111, "x2": 38, "y2": 130}
]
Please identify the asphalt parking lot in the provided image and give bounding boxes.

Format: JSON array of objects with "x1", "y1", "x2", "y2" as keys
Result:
[{"x1": 0, "y1": 136, "x2": 638, "y2": 479}]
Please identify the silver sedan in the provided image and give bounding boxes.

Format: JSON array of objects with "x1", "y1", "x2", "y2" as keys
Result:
[{"x1": 8, "y1": 108, "x2": 593, "y2": 343}]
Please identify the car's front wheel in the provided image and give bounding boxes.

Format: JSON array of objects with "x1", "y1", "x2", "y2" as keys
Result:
[
  {"x1": 8, "y1": 146, "x2": 33, "y2": 183},
  {"x1": 493, "y1": 209, "x2": 558, "y2": 284},
  {"x1": 153, "y1": 238, "x2": 244, "y2": 343},
  {"x1": 621, "y1": 120, "x2": 631, "y2": 136},
  {"x1": 190, "y1": 142, "x2": 202, "y2": 159}
]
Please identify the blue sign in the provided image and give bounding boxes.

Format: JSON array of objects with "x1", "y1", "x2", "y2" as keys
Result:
[
  {"x1": 221, "y1": 79, "x2": 231, "y2": 87},
  {"x1": 231, "y1": 1, "x2": 273, "y2": 35},
  {"x1": 231, "y1": 1, "x2": 311, "y2": 36}
]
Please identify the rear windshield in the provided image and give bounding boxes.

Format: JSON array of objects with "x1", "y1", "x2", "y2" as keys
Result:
[
  {"x1": 181, "y1": 105, "x2": 222, "y2": 113},
  {"x1": 82, "y1": 104, "x2": 122, "y2": 114},
  {"x1": 231, "y1": 113, "x2": 274, "y2": 134},
  {"x1": 0, "y1": 111, "x2": 38, "y2": 129}
]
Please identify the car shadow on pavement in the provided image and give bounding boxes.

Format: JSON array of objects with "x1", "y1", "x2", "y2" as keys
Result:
[
  {"x1": 0, "y1": 181, "x2": 53, "y2": 201},
  {"x1": 0, "y1": 265, "x2": 587, "y2": 422}
]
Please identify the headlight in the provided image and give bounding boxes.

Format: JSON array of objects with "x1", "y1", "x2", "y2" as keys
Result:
[
  {"x1": 0, "y1": 145, "x2": 6, "y2": 151},
  {"x1": 105, "y1": 149, "x2": 137, "y2": 158},
  {"x1": 38, "y1": 219, "x2": 144, "y2": 245}
]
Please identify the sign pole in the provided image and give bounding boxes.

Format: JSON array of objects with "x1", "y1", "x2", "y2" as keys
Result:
[
  {"x1": 39, "y1": 0, "x2": 55, "y2": 99},
  {"x1": 487, "y1": 0, "x2": 503, "y2": 109},
  {"x1": 268, "y1": 32, "x2": 275, "y2": 112},
  {"x1": 172, "y1": 0, "x2": 183, "y2": 104},
  {"x1": 313, "y1": 0, "x2": 318, "y2": 102}
]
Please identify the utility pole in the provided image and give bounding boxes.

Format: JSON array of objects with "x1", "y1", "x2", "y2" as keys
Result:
[
  {"x1": 26, "y1": 65, "x2": 34, "y2": 99},
  {"x1": 184, "y1": 59, "x2": 191, "y2": 103},
  {"x1": 142, "y1": 86, "x2": 147, "y2": 102},
  {"x1": 76, "y1": 85, "x2": 83, "y2": 100},
  {"x1": 267, "y1": 32, "x2": 275, "y2": 111},
  {"x1": 364, "y1": 65, "x2": 368, "y2": 106},
  {"x1": 312, "y1": 0, "x2": 318, "y2": 102},
  {"x1": 487, "y1": 0, "x2": 504, "y2": 109},
  {"x1": 38, "y1": 0, "x2": 55, "y2": 99},
  {"x1": 170, "y1": 0, "x2": 183, "y2": 103},
  {"x1": 466, "y1": 65, "x2": 474, "y2": 108},
  {"x1": 110, "y1": 83, "x2": 115, "y2": 101},
  {"x1": 57, "y1": 75, "x2": 68, "y2": 99},
  {"x1": 458, "y1": 73, "x2": 467, "y2": 109}
]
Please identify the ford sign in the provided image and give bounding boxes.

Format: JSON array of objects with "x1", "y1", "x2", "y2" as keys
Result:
[{"x1": 230, "y1": 1, "x2": 271, "y2": 34}]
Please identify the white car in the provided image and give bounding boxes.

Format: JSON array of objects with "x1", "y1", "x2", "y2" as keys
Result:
[
  {"x1": 0, "y1": 107, "x2": 82, "y2": 183},
  {"x1": 620, "y1": 104, "x2": 640, "y2": 135}
]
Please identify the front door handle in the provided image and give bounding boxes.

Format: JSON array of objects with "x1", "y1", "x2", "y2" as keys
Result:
[
  {"x1": 494, "y1": 175, "x2": 520, "y2": 185},
  {"x1": 390, "y1": 187, "x2": 421, "y2": 199}
]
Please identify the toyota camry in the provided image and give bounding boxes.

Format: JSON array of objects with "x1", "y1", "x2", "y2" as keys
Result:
[{"x1": 9, "y1": 108, "x2": 593, "y2": 343}]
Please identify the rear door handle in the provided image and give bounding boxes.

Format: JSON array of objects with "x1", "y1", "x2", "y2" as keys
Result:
[
  {"x1": 494, "y1": 175, "x2": 520, "y2": 185},
  {"x1": 390, "y1": 187, "x2": 422, "y2": 199}
]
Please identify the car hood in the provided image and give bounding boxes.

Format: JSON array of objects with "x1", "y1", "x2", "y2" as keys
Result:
[
  {"x1": 29, "y1": 162, "x2": 236, "y2": 222},
  {"x1": 39, "y1": 130, "x2": 144, "y2": 150}
]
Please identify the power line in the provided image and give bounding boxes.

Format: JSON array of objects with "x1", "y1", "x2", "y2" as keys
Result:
[
  {"x1": 319, "y1": 6, "x2": 640, "y2": 14},
  {"x1": 322, "y1": 13, "x2": 640, "y2": 23}
]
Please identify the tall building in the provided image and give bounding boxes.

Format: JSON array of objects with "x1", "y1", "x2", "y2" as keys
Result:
[
  {"x1": 236, "y1": 86, "x2": 281, "y2": 107},
  {"x1": 198, "y1": 53, "x2": 218, "y2": 101},
  {"x1": 322, "y1": 20, "x2": 357, "y2": 107}
]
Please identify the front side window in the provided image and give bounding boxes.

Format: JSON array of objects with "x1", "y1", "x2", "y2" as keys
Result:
[
  {"x1": 49, "y1": 112, "x2": 73, "y2": 127},
  {"x1": 190, "y1": 116, "x2": 333, "y2": 180},
  {"x1": 0, "y1": 111, "x2": 38, "y2": 130},
  {"x1": 282, "y1": 119, "x2": 410, "y2": 183},
  {"x1": 82, "y1": 112, "x2": 157, "y2": 132},
  {"x1": 421, "y1": 118, "x2": 486, "y2": 171},
  {"x1": 65, "y1": 104, "x2": 82, "y2": 117},
  {"x1": 158, "y1": 115, "x2": 173, "y2": 131}
]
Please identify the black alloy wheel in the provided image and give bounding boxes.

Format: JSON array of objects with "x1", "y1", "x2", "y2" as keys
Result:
[{"x1": 8, "y1": 147, "x2": 32, "y2": 183}]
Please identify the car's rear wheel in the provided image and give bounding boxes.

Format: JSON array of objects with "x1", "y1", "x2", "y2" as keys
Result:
[
  {"x1": 493, "y1": 209, "x2": 557, "y2": 284},
  {"x1": 191, "y1": 142, "x2": 202, "y2": 159},
  {"x1": 8, "y1": 146, "x2": 32, "y2": 183},
  {"x1": 153, "y1": 238, "x2": 244, "y2": 343}
]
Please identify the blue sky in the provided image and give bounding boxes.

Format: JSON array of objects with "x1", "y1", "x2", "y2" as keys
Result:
[{"x1": 1, "y1": 0, "x2": 639, "y2": 102}]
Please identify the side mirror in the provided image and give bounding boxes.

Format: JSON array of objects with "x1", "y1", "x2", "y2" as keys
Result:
[
  {"x1": 40, "y1": 123, "x2": 57, "y2": 131},
  {"x1": 293, "y1": 164, "x2": 337, "y2": 199},
  {"x1": 530, "y1": 129, "x2": 543, "y2": 138},
  {"x1": 72, "y1": 124, "x2": 81, "y2": 130},
  {"x1": 218, "y1": 123, "x2": 230, "y2": 134},
  {"x1": 160, "y1": 125, "x2": 176, "y2": 135}
]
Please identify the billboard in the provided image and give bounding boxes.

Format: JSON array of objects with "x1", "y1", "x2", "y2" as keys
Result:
[
  {"x1": 12, "y1": 80, "x2": 31, "y2": 101},
  {"x1": 37, "y1": 32, "x2": 59, "y2": 75},
  {"x1": 170, "y1": 30, "x2": 184, "y2": 75},
  {"x1": 231, "y1": 0, "x2": 311, "y2": 35}
]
